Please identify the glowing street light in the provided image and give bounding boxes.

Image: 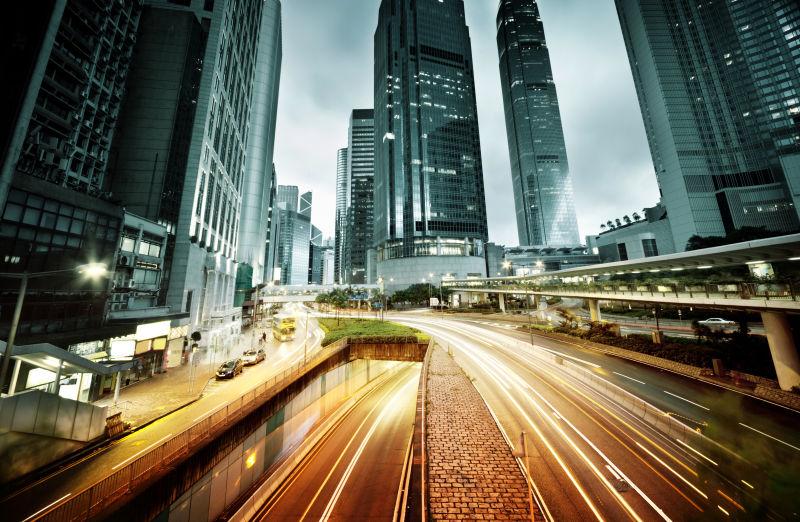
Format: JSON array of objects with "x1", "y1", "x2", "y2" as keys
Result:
[{"x1": 0, "y1": 262, "x2": 110, "y2": 395}]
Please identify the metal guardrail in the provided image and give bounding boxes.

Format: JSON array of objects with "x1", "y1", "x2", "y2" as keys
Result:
[
  {"x1": 446, "y1": 280, "x2": 799, "y2": 302},
  {"x1": 38, "y1": 337, "x2": 352, "y2": 522}
]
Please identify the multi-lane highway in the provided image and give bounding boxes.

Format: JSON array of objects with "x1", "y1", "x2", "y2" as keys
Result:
[
  {"x1": 396, "y1": 313, "x2": 800, "y2": 520},
  {"x1": 253, "y1": 364, "x2": 419, "y2": 521},
  {"x1": 0, "y1": 303, "x2": 323, "y2": 522}
]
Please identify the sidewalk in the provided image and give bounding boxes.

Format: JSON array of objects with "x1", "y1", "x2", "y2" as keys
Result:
[{"x1": 95, "y1": 325, "x2": 272, "y2": 428}]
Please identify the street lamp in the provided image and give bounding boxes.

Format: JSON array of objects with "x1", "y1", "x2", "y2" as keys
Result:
[
  {"x1": 502, "y1": 260, "x2": 512, "y2": 276},
  {"x1": 0, "y1": 262, "x2": 109, "y2": 395}
]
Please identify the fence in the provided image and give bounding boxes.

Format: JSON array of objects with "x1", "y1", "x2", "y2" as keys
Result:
[
  {"x1": 38, "y1": 337, "x2": 351, "y2": 522},
  {"x1": 448, "y1": 280, "x2": 800, "y2": 303}
]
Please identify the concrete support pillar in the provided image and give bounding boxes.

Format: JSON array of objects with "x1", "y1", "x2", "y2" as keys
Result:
[
  {"x1": 53, "y1": 361, "x2": 63, "y2": 396},
  {"x1": 532, "y1": 294, "x2": 541, "y2": 310},
  {"x1": 8, "y1": 359, "x2": 21, "y2": 396},
  {"x1": 114, "y1": 370, "x2": 122, "y2": 405},
  {"x1": 498, "y1": 293, "x2": 506, "y2": 313},
  {"x1": 761, "y1": 311, "x2": 800, "y2": 391},
  {"x1": 587, "y1": 298, "x2": 601, "y2": 322}
]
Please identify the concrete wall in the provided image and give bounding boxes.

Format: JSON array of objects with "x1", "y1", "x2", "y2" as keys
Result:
[{"x1": 0, "y1": 389, "x2": 107, "y2": 442}]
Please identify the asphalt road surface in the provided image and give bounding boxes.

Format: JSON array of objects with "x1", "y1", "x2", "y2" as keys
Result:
[
  {"x1": 253, "y1": 364, "x2": 419, "y2": 521},
  {"x1": 396, "y1": 313, "x2": 800, "y2": 520},
  {"x1": 0, "y1": 303, "x2": 324, "y2": 522}
]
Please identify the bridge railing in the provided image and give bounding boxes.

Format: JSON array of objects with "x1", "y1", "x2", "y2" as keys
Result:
[
  {"x1": 446, "y1": 280, "x2": 798, "y2": 302},
  {"x1": 38, "y1": 337, "x2": 351, "y2": 522}
]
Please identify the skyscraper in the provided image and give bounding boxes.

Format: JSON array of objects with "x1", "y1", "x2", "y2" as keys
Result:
[
  {"x1": 237, "y1": 0, "x2": 282, "y2": 290},
  {"x1": 496, "y1": 0, "x2": 580, "y2": 247},
  {"x1": 0, "y1": 1, "x2": 140, "y2": 342},
  {"x1": 110, "y1": 0, "x2": 278, "y2": 335},
  {"x1": 334, "y1": 147, "x2": 348, "y2": 284},
  {"x1": 346, "y1": 109, "x2": 375, "y2": 284},
  {"x1": 275, "y1": 185, "x2": 311, "y2": 285},
  {"x1": 374, "y1": 0, "x2": 489, "y2": 289},
  {"x1": 616, "y1": 0, "x2": 800, "y2": 250}
]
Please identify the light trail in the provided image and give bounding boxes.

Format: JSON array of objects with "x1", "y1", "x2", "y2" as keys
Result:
[
  {"x1": 635, "y1": 442, "x2": 708, "y2": 500},
  {"x1": 22, "y1": 493, "x2": 71, "y2": 522},
  {"x1": 433, "y1": 331, "x2": 606, "y2": 522},
  {"x1": 319, "y1": 378, "x2": 417, "y2": 521},
  {"x1": 111, "y1": 433, "x2": 173, "y2": 470},
  {"x1": 675, "y1": 439, "x2": 718, "y2": 466}
]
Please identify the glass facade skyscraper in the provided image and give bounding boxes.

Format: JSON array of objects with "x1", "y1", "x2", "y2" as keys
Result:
[
  {"x1": 616, "y1": 0, "x2": 800, "y2": 250},
  {"x1": 374, "y1": 0, "x2": 488, "y2": 288},
  {"x1": 275, "y1": 185, "x2": 311, "y2": 285},
  {"x1": 334, "y1": 147, "x2": 348, "y2": 284},
  {"x1": 496, "y1": 0, "x2": 580, "y2": 247},
  {"x1": 346, "y1": 109, "x2": 374, "y2": 284}
]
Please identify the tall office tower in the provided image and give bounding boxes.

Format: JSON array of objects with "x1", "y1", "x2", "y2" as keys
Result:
[
  {"x1": 276, "y1": 185, "x2": 299, "y2": 212},
  {"x1": 111, "y1": 0, "x2": 274, "y2": 334},
  {"x1": 334, "y1": 147, "x2": 349, "y2": 284},
  {"x1": 264, "y1": 166, "x2": 279, "y2": 283},
  {"x1": 496, "y1": 0, "x2": 580, "y2": 247},
  {"x1": 0, "y1": 1, "x2": 140, "y2": 342},
  {"x1": 374, "y1": 0, "x2": 489, "y2": 289},
  {"x1": 275, "y1": 186, "x2": 311, "y2": 285},
  {"x1": 237, "y1": 0, "x2": 282, "y2": 292},
  {"x1": 616, "y1": 0, "x2": 800, "y2": 251},
  {"x1": 346, "y1": 109, "x2": 375, "y2": 284},
  {"x1": 308, "y1": 225, "x2": 324, "y2": 284},
  {"x1": 299, "y1": 191, "x2": 313, "y2": 219}
]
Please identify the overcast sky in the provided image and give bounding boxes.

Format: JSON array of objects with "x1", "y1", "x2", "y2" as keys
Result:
[{"x1": 272, "y1": 0, "x2": 660, "y2": 245}]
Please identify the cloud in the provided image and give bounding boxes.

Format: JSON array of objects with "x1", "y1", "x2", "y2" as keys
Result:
[{"x1": 273, "y1": 0, "x2": 659, "y2": 245}]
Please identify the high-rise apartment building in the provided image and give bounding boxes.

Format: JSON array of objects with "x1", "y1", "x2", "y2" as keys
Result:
[
  {"x1": 334, "y1": 147, "x2": 349, "y2": 284},
  {"x1": 237, "y1": 0, "x2": 282, "y2": 291},
  {"x1": 0, "y1": 1, "x2": 141, "y2": 343},
  {"x1": 110, "y1": 0, "x2": 277, "y2": 339},
  {"x1": 616, "y1": 0, "x2": 800, "y2": 250},
  {"x1": 496, "y1": 0, "x2": 580, "y2": 247},
  {"x1": 346, "y1": 109, "x2": 375, "y2": 284},
  {"x1": 264, "y1": 166, "x2": 279, "y2": 283},
  {"x1": 374, "y1": 0, "x2": 489, "y2": 289},
  {"x1": 275, "y1": 185, "x2": 311, "y2": 285}
]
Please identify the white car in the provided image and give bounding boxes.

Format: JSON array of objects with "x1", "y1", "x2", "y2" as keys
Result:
[{"x1": 698, "y1": 317, "x2": 735, "y2": 327}]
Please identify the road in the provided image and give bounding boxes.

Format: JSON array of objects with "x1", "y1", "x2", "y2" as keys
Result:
[
  {"x1": 0, "y1": 303, "x2": 324, "y2": 522},
  {"x1": 396, "y1": 313, "x2": 800, "y2": 520},
  {"x1": 253, "y1": 364, "x2": 419, "y2": 521}
]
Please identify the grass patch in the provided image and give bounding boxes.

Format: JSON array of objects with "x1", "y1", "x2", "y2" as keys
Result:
[{"x1": 318, "y1": 318, "x2": 430, "y2": 347}]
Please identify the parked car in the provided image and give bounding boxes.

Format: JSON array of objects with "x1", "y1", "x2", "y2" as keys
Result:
[
  {"x1": 216, "y1": 359, "x2": 244, "y2": 379},
  {"x1": 697, "y1": 317, "x2": 736, "y2": 328},
  {"x1": 242, "y1": 349, "x2": 266, "y2": 366}
]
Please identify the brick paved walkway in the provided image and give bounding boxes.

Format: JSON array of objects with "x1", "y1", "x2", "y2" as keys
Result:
[{"x1": 425, "y1": 346, "x2": 533, "y2": 520}]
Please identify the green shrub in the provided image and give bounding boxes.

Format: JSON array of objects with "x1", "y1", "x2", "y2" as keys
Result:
[{"x1": 318, "y1": 318, "x2": 429, "y2": 346}]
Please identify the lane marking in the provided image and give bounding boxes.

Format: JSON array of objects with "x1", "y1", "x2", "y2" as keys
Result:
[
  {"x1": 111, "y1": 433, "x2": 173, "y2": 470},
  {"x1": 22, "y1": 493, "x2": 71, "y2": 522},
  {"x1": 675, "y1": 439, "x2": 718, "y2": 466},
  {"x1": 738, "y1": 422, "x2": 800, "y2": 452},
  {"x1": 613, "y1": 371, "x2": 646, "y2": 385},
  {"x1": 663, "y1": 390, "x2": 710, "y2": 411},
  {"x1": 717, "y1": 505, "x2": 730, "y2": 516}
]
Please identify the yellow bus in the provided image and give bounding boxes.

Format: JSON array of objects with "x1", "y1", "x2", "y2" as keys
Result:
[{"x1": 272, "y1": 314, "x2": 296, "y2": 342}]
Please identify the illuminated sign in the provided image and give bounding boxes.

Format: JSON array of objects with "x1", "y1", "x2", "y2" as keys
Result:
[{"x1": 135, "y1": 320, "x2": 170, "y2": 341}]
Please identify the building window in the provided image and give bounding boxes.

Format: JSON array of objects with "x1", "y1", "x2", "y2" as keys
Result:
[
  {"x1": 617, "y1": 243, "x2": 628, "y2": 261},
  {"x1": 642, "y1": 238, "x2": 659, "y2": 258}
]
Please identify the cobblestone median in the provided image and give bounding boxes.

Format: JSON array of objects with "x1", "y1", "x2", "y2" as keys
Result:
[{"x1": 426, "y1": 346, "x2": 533, "y2": 520}]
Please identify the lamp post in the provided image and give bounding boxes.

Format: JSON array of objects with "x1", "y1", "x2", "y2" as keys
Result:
[
  {"x1": 0, "y1": 262, "x2": 109, "y2": 395},
  {"x1": 502, "y1": 260, "x2": 512, "y2": 277}
]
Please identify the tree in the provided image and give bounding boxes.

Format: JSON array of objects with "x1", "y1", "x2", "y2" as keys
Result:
[
  {"x1": 623, "y1": 215, "x2": 632, "y2": 225},
  {"x1": 606, "y1": 220, "x2": 614, "y2": 229},
  {"x1": 615, "y1": 218, "x2": 622, "y2": 228},
  {"x1": 685, "y1": 226, "x2": 780, "y2": 251},
  {"x1": 632, "y1": 212, "x2": 642, "y2": 221}
]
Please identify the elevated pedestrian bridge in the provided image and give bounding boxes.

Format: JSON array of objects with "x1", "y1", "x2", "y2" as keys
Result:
[
  {"x1": 445, "y1": 234, "x2": 800, "y2": 390},
  {"x1": 258, "y1": 284, "x2": 380, "y2": 303}
]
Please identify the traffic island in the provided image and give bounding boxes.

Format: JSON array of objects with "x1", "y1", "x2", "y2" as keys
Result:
[{"x1": 423, "y1": 344, "x2": 533, "y2": 520}]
